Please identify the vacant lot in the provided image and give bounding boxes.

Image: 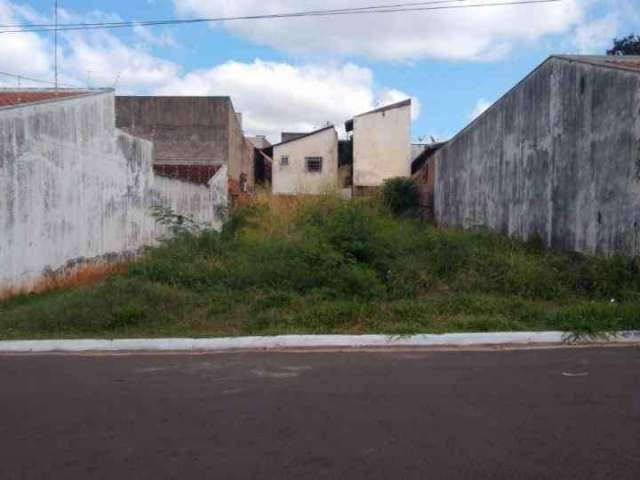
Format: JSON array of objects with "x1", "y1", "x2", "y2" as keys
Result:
[{"x1": 1, "y1": 193, "x2": 640, "y2": 339}]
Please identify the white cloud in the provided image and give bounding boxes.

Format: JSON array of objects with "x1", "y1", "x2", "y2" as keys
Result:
[
  {"x1": 155, "y1": 60, "x2": 418, "y2": 141},
  {"x1": 0, "y1": 1, "x2": 51, "y2": 85},
  {"x1": 0, "y1": 1, "x2": 180, "y2": 90},
  {"x1": 568, "y1": 0, "x2": 639, "y2": 54},
  {"x1": 468, "y1": 98, "x2": 492, "y2": 121},
  {"x1": 573, "y1": 14, "x2": 619, "y2": 54},
  {"x1": 62, "y1": 29, "x2": 180, "y2": 90},
  {"x1": 173, "y1": 0, "x2": 585, "y2": 61},
  {"x1": 133, "y1": 24, "x2": 178, "y2": 49},
  {"x1": 0, "y1": 1, "x2": 417, "y2": 142}
]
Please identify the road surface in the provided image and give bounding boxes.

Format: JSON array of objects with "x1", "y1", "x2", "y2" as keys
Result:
[{"x1": 1, "y1": 346, "x2": 639, "y2": 479}]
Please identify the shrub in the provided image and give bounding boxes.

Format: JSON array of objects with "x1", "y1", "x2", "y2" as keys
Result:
[
  {"x1": 381, "y1": 177, "x2": 420, "y2": 218},
  {"x1": 4, "y1": 191, "x2": 640, "y2": 339}
]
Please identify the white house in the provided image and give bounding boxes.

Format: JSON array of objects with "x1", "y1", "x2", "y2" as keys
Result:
[
  {"x1": 346, "y1": 99, "x2": 412, "y2": 194},
  {"x1": 271, "y1": 126, "x2": 339, "y2": 195}
]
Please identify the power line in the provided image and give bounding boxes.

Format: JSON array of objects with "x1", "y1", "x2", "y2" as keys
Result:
[
  {"x1": 0, "y1": 70, "x2": 81, "y2": 89},
  {"x1": 0, "y1": 0, "x2": 562, "y2": 34},
  {"x1": 1, "y1": 0, "x2": 468, "y2": 29}
]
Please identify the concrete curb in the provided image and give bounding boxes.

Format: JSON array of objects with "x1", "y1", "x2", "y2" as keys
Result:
[{"x1": 1, "y1": 331, "x2": 640, "y2": 353}]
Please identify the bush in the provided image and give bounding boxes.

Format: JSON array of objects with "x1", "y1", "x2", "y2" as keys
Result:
[
  {"x1": 3, "y1": 191, "x2": 640, "y2": 339},
  {"x1": 381, "y1": 177, "x2": 420, "y2": 217}
]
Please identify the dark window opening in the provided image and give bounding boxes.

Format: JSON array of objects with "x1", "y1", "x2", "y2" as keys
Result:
[
  {"x1": 306, "y1": 157, "x2": 323, "y2": 173},
  {"x1": 280, "y1": 156, "x2": 289, "y2": 166}
]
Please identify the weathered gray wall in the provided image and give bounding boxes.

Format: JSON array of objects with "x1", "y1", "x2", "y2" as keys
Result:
[
  {"x1": 226, "y1": 102, "x2": 255, "y2": 188},
  {"x1": 434, "y1": 57, "x2": 640, "y2": 256},
  {"x1": 116, "y1": 96, "x2": 231, "y2": 166},
  {"x1": 115, "y1": 96, "x2": 253, "y2": 187},
  {"x1": 0, "y1": 91, "x2": 226, "y2": 293}
]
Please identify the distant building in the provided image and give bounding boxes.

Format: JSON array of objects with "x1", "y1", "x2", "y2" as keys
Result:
[
  {"x1": 268, "y1": 126, "x2": 338, "y2": 195},
  {"x1": 417, "y1": 54, "x2": 640, "y2": 256},
  {"x1": 115, "y1": 96, "x2": 254, "y2": 189},
  {"x1": 247, "y1": 135, "x2": 271, "y2": 150},
  {"x1": 280, "y1": 132, "x2": 310, "y2": 143},
  {"x1": 346, "y1": 99, "x2": 412, "y2": 195}
]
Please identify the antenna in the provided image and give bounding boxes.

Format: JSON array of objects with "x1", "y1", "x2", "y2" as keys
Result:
[
  {"x1": 112, "y1": 72, "x2": 122, "y2": 90},
  {"x1": 54, "y1": 0, "x2": 58, "y2": 90}
]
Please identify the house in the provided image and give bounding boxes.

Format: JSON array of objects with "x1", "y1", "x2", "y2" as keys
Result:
[
  {"x1": 416, "y1": 54, "x2": 640, "y2": 256},
  {"x1": 266, "y1": 126, "x2": 339, "y2": 195},
  {"x1": 115, "y1": 96, "x2": 255, "y2": 191},
  {"x1": 346, "y1": 99, "x2": 412, "y2": 195}
]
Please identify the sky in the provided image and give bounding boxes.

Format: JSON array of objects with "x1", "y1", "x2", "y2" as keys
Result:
[{"x1": 0, "y1": 0, "x2": 638, "y2": 142}]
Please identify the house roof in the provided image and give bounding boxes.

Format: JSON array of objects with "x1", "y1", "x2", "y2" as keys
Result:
[
  {"x1": 269, "y1": 125, "x2": 335, "y2": 148},
  {"x1": 0, "y1": 89, "x2": 91, "y2": 108},
  {"x1": 280, "y1": 132, "x2": 309, "y2": 143},
  {"x1": 247, "y1": 135, "x2": 271, "y2": 149},
  {"x1": 153, "y1": 164, "x2": 222, "y2": 186},
  {"x1": 345, "y1": 98, "x2": 412, "y2": 132},
  {"x1": 553, "y1": 55, "x2": 640, "y2": 74},
  {"x1": 353, "y1": 98, "x2": 412, "y2": 119}
]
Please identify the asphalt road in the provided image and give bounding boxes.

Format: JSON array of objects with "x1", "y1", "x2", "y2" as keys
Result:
[{"x1": 1, "y1": 347, "x2": 639, "y2": 479}]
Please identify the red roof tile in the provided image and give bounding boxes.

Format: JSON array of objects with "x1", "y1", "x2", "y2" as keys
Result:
[
  {"x1": 153, "y1": 164, "x2": 222, "y2": 185},
  {"x1": 0, "y1": 90, "x2": 87, "y2": 108}
]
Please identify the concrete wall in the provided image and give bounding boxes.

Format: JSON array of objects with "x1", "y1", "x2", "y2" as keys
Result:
[
  {"x1": 353, "y1": 101, "x2": 411, "y2": 187},
  {"x1": 116, "y1": 96, "x2": 253, "y2": 187},
  {"x1": 272, "y1": 128, "x2": 339, "y2": 195},
  {"x1": 153, "y1": 164, "x2": 228, "y2": 231},
  {"x1": 0, "y1": 91, "x2": 226, "y2": 292},
  {"x1": 227, "y1": 103, "x2": 255, "y2": 189},
  {"x1": 116, "y1": 96, "x2": 231, "y2": 166},
  {"x1": 434, "y1": 57, "x2": 640, "y2": 256}
]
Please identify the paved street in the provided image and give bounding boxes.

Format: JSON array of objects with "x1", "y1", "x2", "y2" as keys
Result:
[{"x1": 1, "y1": 347, "x2": 639, "y2": 479}]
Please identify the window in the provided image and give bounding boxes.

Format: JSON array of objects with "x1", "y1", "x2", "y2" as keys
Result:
[
  {"x1": 305, "y1": 157, "x2": 323, "y2": 173},
  {"x1": 280, "y1": 156, "x2": 289, "y2": 166}
]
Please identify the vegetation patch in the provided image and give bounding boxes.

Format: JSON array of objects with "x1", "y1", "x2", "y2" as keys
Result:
[{"x1": 2, "y1": 187, "x2": 639, "y2": 339}]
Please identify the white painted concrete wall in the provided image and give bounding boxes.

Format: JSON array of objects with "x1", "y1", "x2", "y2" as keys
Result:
[
  {"x1": 0, "y1": 91, "x2": 227, "y2": 292},
  {"x1": 353, "y1": 102, "x2": 411, "y2": 187},
  {"x1": 153, "y1": 165, "x2": 227, "y2": 229},
  {"x1": 272, "y1": 128, "x2": 338, "y2": 195}
]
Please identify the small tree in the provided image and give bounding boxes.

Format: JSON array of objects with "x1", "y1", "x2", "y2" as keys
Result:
[
  {"x1": 607, "y1": 34, "x2": 640, "y2": 56},
  {"x1": 381, "y1": 177, "x2": 420, "y2": 218}
]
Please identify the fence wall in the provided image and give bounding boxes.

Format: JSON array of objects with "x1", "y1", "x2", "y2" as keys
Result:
[{"x1": 0, "y1": 91, "x2": 226, "y2": 292}]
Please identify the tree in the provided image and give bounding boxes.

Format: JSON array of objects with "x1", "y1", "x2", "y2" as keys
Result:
[{"x1": 607, "y1": 34, "x2": 640, "y2": 56}]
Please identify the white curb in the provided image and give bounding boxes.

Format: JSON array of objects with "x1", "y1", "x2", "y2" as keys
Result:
[{"x1": 1, "y1": 331, "x2": 639, "y2": 353}]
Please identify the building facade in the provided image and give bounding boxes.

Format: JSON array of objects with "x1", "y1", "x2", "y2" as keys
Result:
[
  {"x1": 271, "y1": 126, "x2": 339, "y2": 195},
  {"x1": 347, "y1": 99, "x2": 412, "y2": 194}
]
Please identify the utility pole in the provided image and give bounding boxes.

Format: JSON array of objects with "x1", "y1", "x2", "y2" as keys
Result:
[{"x1": 54, "y1": 0, "x2": 58, "y2": 90}]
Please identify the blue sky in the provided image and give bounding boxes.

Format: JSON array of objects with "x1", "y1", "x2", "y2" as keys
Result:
[{"x1": 1, "y1": 1, "x2": 638, "y2": 141}]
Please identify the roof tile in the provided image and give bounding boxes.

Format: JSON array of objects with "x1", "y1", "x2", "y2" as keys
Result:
[{"x1": 0, "y1": 91, "x2": 86, "y2": 108}]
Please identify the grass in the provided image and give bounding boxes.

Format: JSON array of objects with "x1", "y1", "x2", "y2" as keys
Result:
[{"x1": 1, "y1": 191, "x2": 639, "y2": 340}]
